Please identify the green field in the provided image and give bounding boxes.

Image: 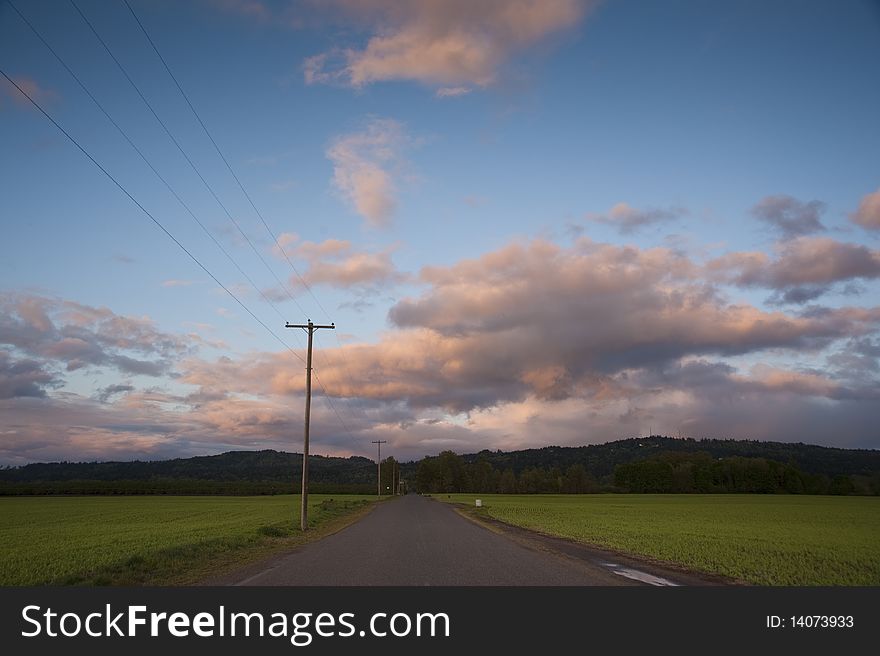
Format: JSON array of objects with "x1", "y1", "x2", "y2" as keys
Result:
[
  {"x1": 0, "y1": 495, "x2": 374, "y2": 585},
  {"x1": 437, "y1": 494, "x2": 880, "y2": 585}
]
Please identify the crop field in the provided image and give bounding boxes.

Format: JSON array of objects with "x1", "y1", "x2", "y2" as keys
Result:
[
  {"x1": 0, "y1": 495, "x2": 374, "y2": 585},
  {"x1": 438, "y1": 494, "x2": 880, "y2": 585}
]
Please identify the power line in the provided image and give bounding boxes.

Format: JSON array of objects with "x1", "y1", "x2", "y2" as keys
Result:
[
  {"x1": 6, "y1": 0, "x2": 293, "y2": 330},
  {"x1": 71, "y1": 0, "x2": 365, "y2": 440},
  {"x1": 5, "y1": 12, "x2": 362, "y2": 447},
  {"x1": 68, "y1": 0, "x2": 362, "y2": 437},
  {"x1": 68, "y1": 0, "x2": 311, "y2": 321},
  {"x1": 122, "y1": 0, "x2": 333, "y2": 325},
  {"x1": 0, "y1": 68, "x2": 307, "y2": 367},
  {"x1": 119, "y1": 1, "x2": 381, "y2": 439},
  {"x1": 5, "y1": 64, "x2": 360, "y2": 449}
]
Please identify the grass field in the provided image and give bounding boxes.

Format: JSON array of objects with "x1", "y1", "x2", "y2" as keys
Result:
[
  {"x1": 436, "y1": 494, "x2": 880, "y2": 585},
  {"x1": 0, "y1": 495, "x2": 374, "y2": 586}
]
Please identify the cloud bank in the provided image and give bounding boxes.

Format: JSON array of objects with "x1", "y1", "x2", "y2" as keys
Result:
[{"x1": 2, "y1": 234, "x2": 879, "y2": 464}]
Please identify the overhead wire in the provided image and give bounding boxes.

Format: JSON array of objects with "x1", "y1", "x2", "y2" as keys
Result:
[
  {"x1": 64, "y1": 0, "x2": 360, "y2": 439},
  {"x1": 67, "y1": 0, "x2": 313, "y2": 324},
  {"x1": 6, "y1": 0, "x2": 293, "y2": 332},
  {"x1": 5, "y1": 1, "x2": 362, "y2": 447},
  {"x1": 119, "y1": 0, "x2": 369, "y2": 440},
  {"x1": 3, "y1": 66, "x2": 356, "y2": 445},
  {"x1": 0, "y1": 69, "x2": 306, "y2": 366},
  {"x1": 120, "y1": 0, "x2": 372, "y2": 437},
  {"x1": 122, "y1": 0, "x2": 333, "y2": 325}
]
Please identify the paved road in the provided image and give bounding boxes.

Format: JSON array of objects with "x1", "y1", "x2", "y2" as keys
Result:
[{"x1": 228, "y1": 495, "x2": 712, "y2": 586}]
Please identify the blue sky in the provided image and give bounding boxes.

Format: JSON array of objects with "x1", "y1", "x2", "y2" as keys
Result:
[{"x1": 1, "y1": 0, "x2": 879, "y2": 464}]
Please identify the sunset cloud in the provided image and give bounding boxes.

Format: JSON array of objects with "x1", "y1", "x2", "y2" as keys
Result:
[
  {"x1": 3, "y1": 236, "x2": 879, "y2": 464},
  {"x1": 304, "y1": 0, "x2": 594, "y2": 90},
  {"x1": 0, "y1": 294, "x2": 194, "y2": 378},
  {"x1": 327, "y1": 118, "x2": 412, "y2": 227},
  {"x1": 708, "y1": 237, "x2": 880, "y2": 304},
  {"x1": 0, "y1": 351, "x2": 59, "y2": 399},
  {"x1": 585, "y1": 202, "x2": 686, "y2": 234},
  {"x1": 850, "y1": 188, "x2": 880, "y2": 230},
  {"x1": 751, "y1": 195, "x2": 826, "y2": 238},
  {"x1": 0, "y1": 76, "x2": 56, "y2": 109},
  {"x1": 184, "y1": 238, "x2": 880, "y2": 416},
  {"x1": 266, "y1": 234, "x2": 408, "y2": 297}
]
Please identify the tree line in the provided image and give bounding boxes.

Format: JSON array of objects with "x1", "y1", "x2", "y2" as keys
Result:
[
  {"x1": 2, "y1": 437, "x2": 878, "y2": 496},
  {"x1": 413, "y1": 450, "x2": 880, "y2": 495}
]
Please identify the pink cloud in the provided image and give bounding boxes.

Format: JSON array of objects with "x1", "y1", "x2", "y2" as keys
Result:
[
  {"x1": 0, "y1": 76, "x2": 57, "y2": 109},
  {"x1": 3, "y1": 235, "x2": 879, "y2": 464},
  {"x1": 708, "y1": 237, "x2": 880, "y2": 303},
  {"x1": 326, "y1": 118, "x2": 412, "y2": 227},
  {"x1": 265, "y1": 235, "x2": 408, "y2": 297},
  {"x1": 304, "y1": 0, "x2": 595, "y2": 90},
  {"x1": 851, "y1": 188, "x2": 880, "y2": 230}
]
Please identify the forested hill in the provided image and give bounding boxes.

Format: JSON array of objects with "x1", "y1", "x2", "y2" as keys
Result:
[
  {"x1": 455, "y1": 437, "x2": 880, "y2": 478},
  {"x1": 0, "y1": 450, "x2": 376, "y2": 495},
  {"x1": 0, "y1": 437, "x2": 877, "y2": 495}
]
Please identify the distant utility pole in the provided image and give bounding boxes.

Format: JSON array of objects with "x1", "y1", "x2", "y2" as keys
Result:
[
  {"x1": 286, "y1": 319, "x2": 334, "y2": 531},
  {"x1": 371, "y1": 440, "x2": 387, "y2": 499}
]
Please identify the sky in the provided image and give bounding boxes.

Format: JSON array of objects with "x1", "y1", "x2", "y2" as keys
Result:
[{"x1": 1, "y1": 0, "x2": 879, "y2": 465}]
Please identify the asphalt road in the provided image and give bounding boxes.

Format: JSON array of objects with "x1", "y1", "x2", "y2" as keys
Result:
[{"x1": 228, "y1": 495, "x2": 716, "y2": 586}]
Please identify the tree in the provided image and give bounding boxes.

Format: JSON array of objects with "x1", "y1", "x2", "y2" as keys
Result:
[
  {"x1": 563, "y1": 464, "x2": 594, "y2": 493},
  {"x1": 499, "y1": 468, "x2": 517, "y2": 494},
  {"x1": 437, "y1": 451, "x2": 466, "y2": 492},
  {"x1": 416, "y1": 458, "x2": 439, "y2": 493}
]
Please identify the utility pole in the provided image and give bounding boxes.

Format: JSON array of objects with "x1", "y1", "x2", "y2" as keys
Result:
[
  {"x1": 371, "y1": 440, "x2": 387, "y2": 499},
  {"x1": 286, "y1": 319, "x2": 334, "y2": 531}
]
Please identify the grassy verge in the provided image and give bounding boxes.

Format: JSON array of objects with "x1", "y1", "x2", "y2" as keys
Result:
[
  {"x1": 433, "y1": 494, "x2": 880, "y2": 585},
  {"x1": 0, "y1": 495, "x2": 374, "y2": 585}
]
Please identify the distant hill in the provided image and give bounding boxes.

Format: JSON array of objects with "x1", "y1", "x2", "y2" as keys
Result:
[
  {"x1": 448, "y1": 436, "x2": 880, "y2": 478},
  {"x1": 1, "y1": 436, "x2": 877, "y2": 495},
  {"x1": 0, "y1": 450, "x2": 376, "y2": 495},
  {"x1": 406, "y1": 437, "x2": 880, "y2": 496}
]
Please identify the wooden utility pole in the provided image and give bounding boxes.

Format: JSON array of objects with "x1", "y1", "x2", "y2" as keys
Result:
[
  {"x1": 286, "y1": 320, "x2": 334, "y2": 531},
  {"x1": 371, "y1": 440, "x2": 387, "y2": 499}
]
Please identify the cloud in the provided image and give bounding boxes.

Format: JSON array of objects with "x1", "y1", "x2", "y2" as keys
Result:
[
  {"x1": 707, "y1": 237, "x2": 880, "y2": 304},
  {"x1": 0, "y1": 76, "x2": 56, "y2": 109},
  {"x1": 3, "y1": 235, "x2": 879, "y2": 464},
  {"x1": 304, "y1": 0, "x2": 594, "y2": 90},
  {"x1": 326, "y1": 118, "x2": 412, "y2": 226},
  {"x1": 751, "y1": 195, "x2": 826, "y2": 238},
  {"x1": 0, "y1": 351, "x2": 59, "y2": 399},
  {"x1": 185, "y1": 239, "x2": 880, "y2": 418},
  {"x1": 0, "y1": 293, "x2": 195, "y2": 379},
  {"x1": 161, "y1": 279, "x2": 196, "y2": 288},
  {"x1": 436, "y1": 86, "x2": 471, "y2": 98},
  {"x1": 850, "y1": 188, "x2": 880, "y2": 230},
  {"x1": 95, "y1": 383, "x2": 135, "y2": 403},
  {"x1": 585, "y1": 202, "x2": 686, "y2": 234},
  {"x1": 266, "y1": 234, "x2": 408, "y2": 297}
]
